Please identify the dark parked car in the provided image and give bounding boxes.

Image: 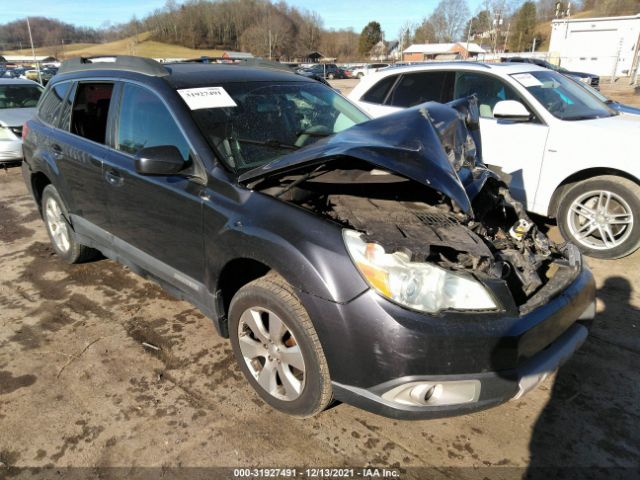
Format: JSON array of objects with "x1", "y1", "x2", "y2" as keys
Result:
[
  {"x1": 297, "y1": 63, "x2": 347, "y2": 80},
  {"x1": 503, "y1": 57, "x2": 600, "y2": 90},
  {"x1": 22, "y1": 56, "x2": 595, "y2": 419}
]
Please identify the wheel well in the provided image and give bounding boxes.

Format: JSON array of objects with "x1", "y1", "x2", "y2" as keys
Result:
[
  {"x1": 31, "y1": 172, "x2": 51, "y2": 213},
  {"x1": 215, "y1": 258, "x2": 271, "y2": 336},
  {"x1": 548, "y1": 168, "x2": 640, "y2": 218}
]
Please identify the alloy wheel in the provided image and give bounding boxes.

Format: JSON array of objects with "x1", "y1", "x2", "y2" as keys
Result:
[
  {"x1": 567, "y1": 189, "x2": 633, "y2": 250},
  {"x1": 237, "y1": 307, "x2": 306, "y2": 401},
  {"x1": 45, "y1": 196, "x2": 71, "y2": 253}
]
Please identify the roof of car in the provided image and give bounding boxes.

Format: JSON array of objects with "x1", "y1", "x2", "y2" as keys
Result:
[
  {"x1": 163, "y1": 63, "x2": 313, "y2": 88},
  {"x1": 55, "y1": 56, "x2": 314, "y2": 88},
  {"x1": 0, "y1": 78, "x2": 42, "y2": 86},
  {"x1": 370, "y1": 62, "x2": 549, "y2": 76}
]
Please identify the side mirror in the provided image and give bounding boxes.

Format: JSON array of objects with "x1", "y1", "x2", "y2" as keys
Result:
[
  {"x1": 493, "y1": 100, "x2": 532, "y2": 122},
  {"x1": 134, "y1": 145, "x2": 186, "y2": 176}
]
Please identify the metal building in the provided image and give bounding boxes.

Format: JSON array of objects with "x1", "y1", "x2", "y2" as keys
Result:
[{"x1": 549, "y1": 14, "x2": 640, "y2": 77}]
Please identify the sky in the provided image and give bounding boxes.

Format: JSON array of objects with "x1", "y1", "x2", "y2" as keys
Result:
[{"x1": 0, "y1": 0, "x2": 487, "y2": 40}]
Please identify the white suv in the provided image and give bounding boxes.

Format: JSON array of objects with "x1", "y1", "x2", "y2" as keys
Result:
[
  {"x1": 350, "y1": 63, "x2": 390, "y2": 79},
  {"x1": 348, "y1": 62, "x2": 640, "y2": 259}
]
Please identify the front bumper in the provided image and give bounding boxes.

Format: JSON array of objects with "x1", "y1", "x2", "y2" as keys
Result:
[
  {"x1": 298, "y1": 261, "x2": 595, "y2": 419},
  {"x1": 332, "y1": 322, "x2": 588, "y2": 420},
  {"x1": 0, "y1": 139, "x2": 23, "y2": 163}
]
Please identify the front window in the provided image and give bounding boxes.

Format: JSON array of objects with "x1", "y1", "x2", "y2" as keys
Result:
[
  {"x1": 511, "y1": 70, "x2": 615, "y2": 121},
  {"x1": 189, "y1": 81, "x2": 369, "y2": 173},
  {"x1": 454, "y1": 72, "x2": 522, "y2": 118},
  {"x1": 0, "y1": 84, "x2": 43, "y2": 109},
  {"x1": 116, "y1": 83, "x2": 190, "y2": 161}
]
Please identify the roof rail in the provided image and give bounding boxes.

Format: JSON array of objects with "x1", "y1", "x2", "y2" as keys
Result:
[
  {"x1": 58, "y1": 55, "x2": 169, "y2": 77},
  {"x1": 170, "y1": 56, "x2": 295, "y2": 73}
]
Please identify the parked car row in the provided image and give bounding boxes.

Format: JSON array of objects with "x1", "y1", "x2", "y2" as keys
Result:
[
  {"x1": 21, "y1": 56, "x2": 595, "y2": 420},
  {"x1": 0, "y1": 66, "x2": 58, "y2": 85}
]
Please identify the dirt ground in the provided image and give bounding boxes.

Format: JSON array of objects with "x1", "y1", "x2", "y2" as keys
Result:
[{"x1": 1, "y1": 84, "x2": 640, "y2": 479}]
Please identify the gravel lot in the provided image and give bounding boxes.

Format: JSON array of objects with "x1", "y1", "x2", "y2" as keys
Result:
[{"x1": 1, "y1": 82, "x2": 639, "y2": 478}]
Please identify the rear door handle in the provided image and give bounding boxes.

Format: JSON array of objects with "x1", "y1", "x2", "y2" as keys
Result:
[
  {"x1": 51, "y1": 143, "x2": 63, "y2": 159},
  {"x1": 104, "y1": 169, "x2": 124, "y2": 187}
]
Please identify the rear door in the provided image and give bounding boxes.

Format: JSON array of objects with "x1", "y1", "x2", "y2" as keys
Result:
[
  {"x1": 55, "y1": 81, "x2": 116, "y2": 231},
  {"x1": 104, "y1": 81, "x2": 205, "y2": 290}
]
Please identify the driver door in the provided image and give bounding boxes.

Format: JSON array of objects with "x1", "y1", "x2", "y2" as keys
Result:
[
  {"x1": 453, "y1": 72, "x2": 550, "y2": 209},
  {"x1": 104, "y1": 82, "x2": 205, "y2": 293}
]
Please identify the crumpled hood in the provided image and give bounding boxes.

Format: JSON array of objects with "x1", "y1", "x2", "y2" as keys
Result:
[
  {"x1": 0, "y1": 107, "x2": 36, "y2": 127},
  {"x1": 239, "y1": 102, "x2": 480, "y2": 213}
]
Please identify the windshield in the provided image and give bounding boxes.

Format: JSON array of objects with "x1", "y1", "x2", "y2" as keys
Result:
[
  {"x1": 0, "y1": 84, "x2": 43, "y2": 109},
  {"x1": 511, "y1": 70, "x2": 614, "y2": 120},
  {"x1": 190, "y1": 81, "x2": 369, "y2": 173}
]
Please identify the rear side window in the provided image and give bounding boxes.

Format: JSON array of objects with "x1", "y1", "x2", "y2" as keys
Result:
[
  {"x1": 361, "y1": 75, "x2": 397, "y2": 104},
  {"x1": 38, "y1": 82, "x2": 70, "y2": 125},
  {"x1": 71, "y1": 83, "x2": 114, "y2": 144},
  {"x1": 116, "y1": 83, "x2": 190, "y2": 161},
  {"x1": 388, "y1": 71, "x2": 453, "y2": 107}
]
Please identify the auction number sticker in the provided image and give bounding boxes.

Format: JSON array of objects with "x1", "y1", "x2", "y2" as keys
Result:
[
  {"x1": 178, "y1": 86, "x2": 237, "y2": 109},
  {"x1": 512, "y1": 73, "x2": 543, "y2": 88}
]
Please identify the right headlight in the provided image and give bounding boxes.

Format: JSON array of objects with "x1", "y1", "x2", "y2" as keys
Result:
[
  {"x1": 343, "y1": 229, "x2": 498, "y2": 314},
  {"x1": 0, "y1": 125, "x2": 16, "y2": 141}
]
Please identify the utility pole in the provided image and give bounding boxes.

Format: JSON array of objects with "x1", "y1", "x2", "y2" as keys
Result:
[
  {"x1": 493, "y1": 13, "x2": 503, "y2": 54},
  {"x1": 465, "y1": 19, "x2": 473, "y2": 59},
  {"x1": 26, "y1": 17, "x2": 42, "y2": 85},
  {"x1": 503, "y1": 22, "x2": 511, "y2": 52}
]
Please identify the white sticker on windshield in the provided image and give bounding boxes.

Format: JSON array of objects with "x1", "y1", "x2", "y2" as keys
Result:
[
  {"x1": 512, "y1": 73, "x2": 543, "y2": 88},
  {"x1": 178, "y1": 87, "x2": 237, "y2": 109}
]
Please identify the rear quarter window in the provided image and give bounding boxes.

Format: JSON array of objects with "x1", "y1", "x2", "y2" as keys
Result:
[
  {"x1": 361, "y1": 75, "x2": 397, "y2": 104},
  {"x1": 38, "y1": 82, "x2": 71, "y2": 126}
]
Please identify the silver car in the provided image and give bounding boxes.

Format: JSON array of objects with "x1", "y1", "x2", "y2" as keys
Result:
[{"x1": 0, "y1": 78, "x2": 43, "y2": 164}]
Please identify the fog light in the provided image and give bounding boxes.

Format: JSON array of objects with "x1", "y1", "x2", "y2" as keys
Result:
[{"x1": 382, "y1": 380, "x2": 481, "y2": 407}]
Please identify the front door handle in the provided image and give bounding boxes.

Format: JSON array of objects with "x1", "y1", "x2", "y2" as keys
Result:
[{"x1": 104, "y1": 169, "x2": 124, "y2": 187}]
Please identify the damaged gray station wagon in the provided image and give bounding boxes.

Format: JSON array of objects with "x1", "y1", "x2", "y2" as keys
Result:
[{"x1": 21, "y1": 56, "x2": 596, "y2": 419}]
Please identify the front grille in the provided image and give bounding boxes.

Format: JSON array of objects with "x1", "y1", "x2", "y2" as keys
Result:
[
  {"x1": 9, "y1": 126, "x2": 22, "y2": 137},
  {"x1": 414, "y1": 212, "x2": 459, "y2": 227}
]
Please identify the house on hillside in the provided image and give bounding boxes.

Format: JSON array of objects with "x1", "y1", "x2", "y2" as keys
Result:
[
  {"x1": 221, "y1": 51, "x2": 254, "y2": 60},
  {"x1": 549, "y1": 14, "x2": 640, "y2": 77},
  {"x1": 402, "y1": 42, "x2": 486, "y2": 61},
  {"x1": 369, "y1": 40, "x2": 400, "y2": 61}
]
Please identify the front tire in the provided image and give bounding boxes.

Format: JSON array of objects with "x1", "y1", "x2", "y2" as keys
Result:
[
  {"x1": 557, "y1": 176, "x2": 640, "y2": 259},
  {"x1": 228, "y1": 273, "x2": 332, "y2": 417},
  {"x1": 41, "y1": 184, "x2": 97, "y2": 264}
]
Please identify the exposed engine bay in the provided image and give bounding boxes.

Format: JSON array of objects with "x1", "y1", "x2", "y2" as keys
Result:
[{"x1": 241, "y1": 97, "x2": 580, "y2": 312}]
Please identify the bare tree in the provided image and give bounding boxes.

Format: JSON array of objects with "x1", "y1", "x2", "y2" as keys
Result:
[{"x1": 429, "y1": 0, "x2": 471, "y2": 42}]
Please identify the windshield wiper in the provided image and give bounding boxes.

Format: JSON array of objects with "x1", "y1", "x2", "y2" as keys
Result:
[
  {"x1": 295, "y1": 129, "x2": 333, "y2": 138},
  {"x1": 237, "y1": 138, "x2": 299, "y2": 150}
]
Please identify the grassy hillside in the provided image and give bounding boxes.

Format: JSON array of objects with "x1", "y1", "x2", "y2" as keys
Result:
[{"x1": 2, "y1": 32, "x2": 225, "y2": 59}]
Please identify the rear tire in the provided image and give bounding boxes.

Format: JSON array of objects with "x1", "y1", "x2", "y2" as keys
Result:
[
  {"x1": 41, "y1": 184, "x2": 97, "y2": 264},
  {"x1": 228, "y1": 273, "x2": 332, "y2": 417},
  {"x1": 557, "y1": 176, "x2": 640, "y2": 259}
]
